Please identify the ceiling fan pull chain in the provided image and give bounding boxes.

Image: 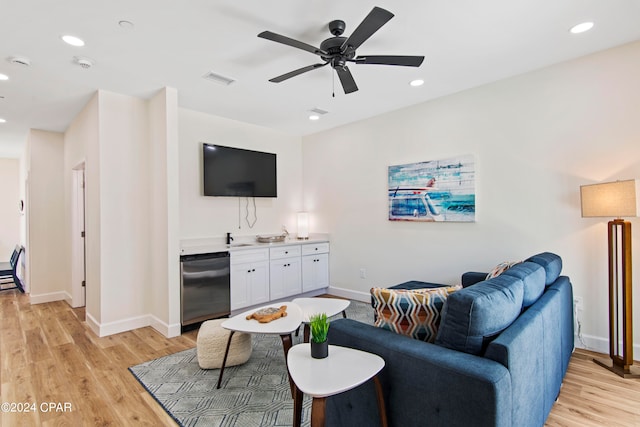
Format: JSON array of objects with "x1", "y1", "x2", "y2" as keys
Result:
[{"x1": 332, "y1": 69, "x2": 335, "y2": 98}]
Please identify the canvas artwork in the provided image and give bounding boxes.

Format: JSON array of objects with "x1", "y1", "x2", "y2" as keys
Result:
[{"x1": 388, "y1": 155, "x2": 475, "y2": 222}]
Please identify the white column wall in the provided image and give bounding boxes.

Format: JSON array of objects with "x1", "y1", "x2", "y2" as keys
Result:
[
  {"x1": 96, "y1": 91, "x2": 151, "y2": 329},
  {"x1": 148, "y1": 87, "x2": 181, "y2": 336},
  {"x1": 25, "y1": 130, "x2": 68, "y2": 303}
]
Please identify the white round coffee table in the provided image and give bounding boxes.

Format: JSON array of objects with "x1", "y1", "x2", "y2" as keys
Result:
[
  {"x1": 292, "y1": 297, "x2": 350, "y2": 342},
  {"x1": 287, "y1": 343, "x2": 387, "y2": 427},
  {"x1": 217, "y1": 302, "x2": 303, "y2": 393}
]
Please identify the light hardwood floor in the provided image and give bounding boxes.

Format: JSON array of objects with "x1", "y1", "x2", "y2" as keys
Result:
[{"x1": 1, "y1": 290, "x2": 639, "y2": 426}]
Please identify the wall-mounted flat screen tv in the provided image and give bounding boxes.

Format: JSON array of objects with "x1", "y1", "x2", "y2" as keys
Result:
[{"x1": 203, "y1": 143, "x2": 277, "y2": 197}]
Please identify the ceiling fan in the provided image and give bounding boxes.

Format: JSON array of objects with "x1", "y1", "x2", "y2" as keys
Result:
[{"x1": 258, "y1": 6, "x2": 424, "y2": 94}]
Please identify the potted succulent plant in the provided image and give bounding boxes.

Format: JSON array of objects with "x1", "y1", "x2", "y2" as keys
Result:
[{"x1": 309, "y1": 313, "x2": 330, "y2": 359}]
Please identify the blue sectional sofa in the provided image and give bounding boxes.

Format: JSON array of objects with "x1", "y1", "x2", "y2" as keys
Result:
[{"x1": 326, "y1": 252, "x2": 574, "y2": 427}]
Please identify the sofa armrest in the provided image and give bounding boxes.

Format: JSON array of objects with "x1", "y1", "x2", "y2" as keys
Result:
[
  {"x1": 326, "y1": 319, "x2": 512, "y2": 427},
  {"x1": 462, "y1": 271, "x2": 487, "y2": 287}
]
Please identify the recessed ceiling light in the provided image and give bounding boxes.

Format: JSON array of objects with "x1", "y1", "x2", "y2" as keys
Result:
[
  {"x1": 0, "y1": 118, "x2": 6, "y2": 123},
  {"x1": 410, "y1": 79, "x2": 424, "y2": 87},
  {"x1": 570, "y1": 22, "x2": 594, "y2": 34},
  {"x1": 0, "y1": 73, "x2": 8, "y2": 81},
  {"x1": 61, "y1": 35, "x2": 85, "y2": 47},
  {"x1": 309, "y1": 114, "x2": 320, "y2": 121}
]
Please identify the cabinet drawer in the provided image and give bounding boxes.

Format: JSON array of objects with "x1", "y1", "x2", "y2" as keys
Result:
[
  {"x1": 270, "y1": 245, "x2": 301, "y2": 259},
  {"x1": 231, "y1": 248, "x2": 269, "y2": 264},
  {"x1": 301, "y1": 242, "x2": 330, "y2": 255}
]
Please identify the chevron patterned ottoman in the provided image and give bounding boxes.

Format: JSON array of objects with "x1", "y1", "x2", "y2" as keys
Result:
[{"x1": 197, "y1": 319, "x2": 252, "y2": 369}]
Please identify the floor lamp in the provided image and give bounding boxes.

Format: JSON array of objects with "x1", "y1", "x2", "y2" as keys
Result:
[{"x1": 580, "y1": 179, "x2": 640, "y2": 378}]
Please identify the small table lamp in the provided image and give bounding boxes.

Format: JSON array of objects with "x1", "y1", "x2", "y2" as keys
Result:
[
  {"x1": 297, "y1": 212, "x2": 310, "y2": 240},
  {"x1": 580, "y1": 179, "x2": 640, "y2": 378}
]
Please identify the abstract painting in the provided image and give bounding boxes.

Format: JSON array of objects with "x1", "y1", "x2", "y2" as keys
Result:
[{"x1": 388, "y1": 155, "x2": 475, "y2": 222}]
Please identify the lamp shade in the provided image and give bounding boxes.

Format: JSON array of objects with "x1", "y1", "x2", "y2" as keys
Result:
[
  {"x1": 297, "y1": 212, "x2": 309, "y2": 239},
  {"x1": 580, "y1": 179, "x2": 639, "y2": 218}
]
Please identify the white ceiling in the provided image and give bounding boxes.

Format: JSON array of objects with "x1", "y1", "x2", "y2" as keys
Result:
[{"x1": 1, "y1": 0, "x2": 640, "y2": 157}]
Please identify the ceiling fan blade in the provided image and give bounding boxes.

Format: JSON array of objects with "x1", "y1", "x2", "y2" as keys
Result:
[
  {"x1": 336, "y1": 66, "x2": 358, "y2": 94},
  {"x1": 355, "y1": 55, "x2": 425, "y2": 67},
  {"x1": 269, "y1": 62, "x2": 329, "y2": 83},
  {"x1": 258, "y1": 31, "x2": 326, "y2": 56},
  {"x1": 341, "y1": 7, "x2": 394, "y2": 52}
]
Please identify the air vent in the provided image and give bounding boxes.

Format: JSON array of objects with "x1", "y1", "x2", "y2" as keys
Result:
[
  {"x1": 309, "y1": 107, "x2": 329, "y2": 115},
  {"x1": 9, "y1": 56, "x2": 31, "y2": 67},
  {"x1": 202, "y1": 71, "x2": 236, "y2": 86}
]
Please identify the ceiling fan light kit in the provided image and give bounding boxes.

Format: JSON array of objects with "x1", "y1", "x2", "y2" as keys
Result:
[{"x1": 258, "y1": 6, "x2": 424, "y2": 95}]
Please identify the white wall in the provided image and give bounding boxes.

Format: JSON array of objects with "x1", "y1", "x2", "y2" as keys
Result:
[
  {"x1": 26, "y1": 130, "x2": 68, "y2": 302},
  {"x1": 179, "y1": 109, "x2": 303, "y2": 242},
  {"x1": 149, "y1": 87, "x2": 181, "y2": 336},
  {"x1": 302, "y1": 40, "x2": 640, "y2": 354},
  {"x1": 0, "y1": 158, "x2": 20, "y2": 259},
  {"x1": 97, "y1": 91, "x2": 151, "y2": 328},
  {"x1": 65, "y1": 93, "x2": 100, "y2": 318}
]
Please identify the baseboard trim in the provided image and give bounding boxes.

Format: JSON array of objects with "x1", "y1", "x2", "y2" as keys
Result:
[
  {"x1": 327, "y1": 286, "x2": 369, "y2": 303},
  {"x1": 29, "y1": 291, "x2": 70, "y2": 305},
  {"x1": 575, "y1": 334, "x2": 640, "y2": 357},
  {"x1": 149, "y1": 315, "x2": 181, "y2": 338}
]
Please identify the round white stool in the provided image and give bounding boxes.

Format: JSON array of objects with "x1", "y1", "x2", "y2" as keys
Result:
[{"x1": 196, "y1": 319, "x2": 252, "y2": 369}]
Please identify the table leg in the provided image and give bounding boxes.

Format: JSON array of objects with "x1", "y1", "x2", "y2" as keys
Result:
[
  {"x1": 216, "y1": 330, "x2": 235, "y2": 389},
  {"x1": 293, "y1": 383, "x2": 304, "y2": 427},
  {"x1": 373, "y1": 375, "x2": 388, "y2": 427},
  {"x1": 280, "y1": 333, "x2": 296, "y2": 398},
  {"x1": 311, "y1": 397, "x2": 327, "y2": 427},
  {"x1": 303, "y1": 324, "x2": 310, "y2": 343}
]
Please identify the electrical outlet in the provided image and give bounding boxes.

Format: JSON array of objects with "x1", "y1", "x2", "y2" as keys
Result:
[
  {"x1": 574, "y1": 297, "x2": 583, "y2": 310},
  {"x1": 359, "y1": 268, "x2": 367, "y2": 279}
]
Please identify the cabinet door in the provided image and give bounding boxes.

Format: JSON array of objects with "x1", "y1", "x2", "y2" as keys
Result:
[
  {"x1": 270, "y1": 258, "x2": 302, "y2": 300},
  {"x1": 230, "y1": 263, "x2": 251, "y2": 310},
  {"x1": 302, "y1": 253, "x2": 329, "y2": 292},
  {"x1": 250, "y1": 260, "x2": 270, "y2": 305},
  {"x1": 283, "y1": 257, "x2": 302, "y2": 297}
]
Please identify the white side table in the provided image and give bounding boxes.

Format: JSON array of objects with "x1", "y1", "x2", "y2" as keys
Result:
[
  {"x1": 287, "y1": 343, "x2": 387, "y2": 427},
  {"x1": 218, "y1": 303, "x2": 303, "y2": 394},
  {"x1": 292, "y1": 297, "x2": 350, "y2": 342}
]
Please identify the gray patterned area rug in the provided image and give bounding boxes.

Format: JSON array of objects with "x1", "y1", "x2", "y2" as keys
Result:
[{"x1": 129, "y1": 300, "x2": 373, "y2": 427}]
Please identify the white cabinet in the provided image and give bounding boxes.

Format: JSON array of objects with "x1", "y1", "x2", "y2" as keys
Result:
[
  {"x1": 230, "y1": 240, "x2": 329, "y2": 310},
  {"x1": 230, "y1": 249, "x2": 270, "y2": 310},
  {"x1": 301, "y1": 243, "x2": 330, "y2": 292},
  {"x1": 269, "y1": 245, "x2": 302, "y2": 300}
]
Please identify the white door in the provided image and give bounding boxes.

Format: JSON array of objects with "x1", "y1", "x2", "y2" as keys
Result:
[{"x1": 71, "y1": 165, "x2": 86, "y2": 307}]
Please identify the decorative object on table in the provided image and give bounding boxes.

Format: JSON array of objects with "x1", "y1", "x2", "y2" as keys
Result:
[
  {"x1": 196, "y1": 318, "x2": 252, "y2": 369},
  {"x1": 256, "y1": 234, "x2": 287, "y2": 243},
  {"x1": 580, "y1": 178, "x2": 640, "y2": 378},
  {"x1": 297, "y1": 212, "x2": 309, "y2": 240},
  {"x1": 246, "y1": 305, "x2": 288, "y2": 323},
  {"x1": 388, "y1": 154, "x2": 475, "y2": 222},
  {"x1": 309, "y1": 312, "x2": 329, "y2": 359}
]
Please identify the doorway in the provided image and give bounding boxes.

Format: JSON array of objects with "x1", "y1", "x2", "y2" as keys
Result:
[{"x1": 71, "y1": 163, "x2": 86, "y2": 308}]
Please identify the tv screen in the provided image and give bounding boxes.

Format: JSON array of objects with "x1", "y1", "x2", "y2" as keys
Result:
[{"x1": 203, "y1": 144, "x2": 277, "y2": 197}]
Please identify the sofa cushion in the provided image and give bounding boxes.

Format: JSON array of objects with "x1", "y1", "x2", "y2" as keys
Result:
[
  {"x1": 500, "y1": 262, "x2": 545, "y2": 308},
  {"x1": 371, "y1": 286, "x2": 461, "y2": 342},
  {"x1": 526, "y1": 252, "x2": 562, "y2": 285},
  {"x1": 435, "y1": 275, "x2": 524, "y2": 355}
]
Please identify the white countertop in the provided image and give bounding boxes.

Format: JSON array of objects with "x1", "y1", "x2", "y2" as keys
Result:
[{"x1": 180, "y1": 234, "x2": 329, "y2": 256}]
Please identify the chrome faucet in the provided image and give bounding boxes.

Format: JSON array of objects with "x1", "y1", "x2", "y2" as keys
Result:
[{"x1": 282, "y1": 225, "x2": 289, "y2": 239}]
